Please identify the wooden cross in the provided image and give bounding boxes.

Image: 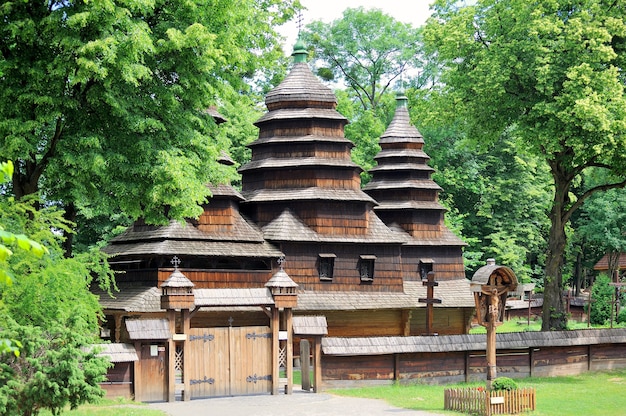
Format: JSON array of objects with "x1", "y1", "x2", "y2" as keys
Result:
[
  {"x1": 419, "y1": 271, "x2": 441, "y2": 335},
  {"x1": 296, "y1": 10, "x2": 304, "y2": 34},
  {"x1": 277, "y1": 256, "x2": 286, "y2": 270},
  {"x1": 171, "y1": 256, "x2": 181, "y2": 269}
]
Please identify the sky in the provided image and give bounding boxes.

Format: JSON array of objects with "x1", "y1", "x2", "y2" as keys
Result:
[{"x1": 279, "y1": 0, "x2": 434, "y2": 55}]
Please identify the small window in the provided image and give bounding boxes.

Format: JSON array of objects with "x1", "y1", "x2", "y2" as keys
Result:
[
  {"x1": 359, "y1": 255, "x2": 376, "y2": 282},
  {"x1": 318, "y1": 254, "x2": 336, "y2": 281},
  {"x1": 419, "y1": 259, "x2": 434, "y2": 280}
]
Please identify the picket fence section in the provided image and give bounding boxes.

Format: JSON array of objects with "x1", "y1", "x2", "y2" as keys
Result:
[{"x1": 444, "y1": 387, "x2": 536, "y2": 415}]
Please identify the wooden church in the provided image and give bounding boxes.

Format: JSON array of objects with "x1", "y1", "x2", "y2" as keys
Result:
[{"x1": 95, "y1": 40, "x2": 473, "y2": 401}]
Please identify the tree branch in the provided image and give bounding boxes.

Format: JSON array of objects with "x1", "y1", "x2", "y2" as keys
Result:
[{"x1": 564, "y1": 179, "x2": 626, "y2": 224}]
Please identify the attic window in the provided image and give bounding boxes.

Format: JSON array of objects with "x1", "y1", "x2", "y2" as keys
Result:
[
  {"x1": 318, "y1": 254, "x2": 336, "y2": 281},
  {"x1": 359, "y1": 255, "x2": 376, "y2": 283}
]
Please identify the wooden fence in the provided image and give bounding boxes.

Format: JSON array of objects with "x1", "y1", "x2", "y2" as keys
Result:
[{"x1": 444, "y1": 387, "x2": 535, "y2": 415}]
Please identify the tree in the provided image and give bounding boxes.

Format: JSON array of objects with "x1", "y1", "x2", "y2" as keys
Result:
[
  {"x1": 0, "y1": 0, "x2": 299, "y2": 248},
  {"x1": 578, "y1": 173, "x2": 626, "y2": 279},
  {"x1": 424, "y1": 0, "x2": 626, "y2": 330},
  {"x1": 0, "y1": 163, "x2": 114, "y2": 415},
  {"x1": 301, "y1": 7, "x2": 423, "y2": 111},
  {"x1": 588, "y1": 273, "x2": 615, "y2": 325}
]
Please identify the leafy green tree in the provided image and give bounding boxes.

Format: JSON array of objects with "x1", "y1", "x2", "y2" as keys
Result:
[
  {"x1": 0, "y1": 169, "x2": 114, "y2": 415},
  {"x1": 302, "y1": 7, "x2": 423, "y2": 111},
  {"x1": 578, "y1": 178, "x2": 626, "y2": 279},
  {"x1": 424, "y1": 0, "x2": 626, "y2": 330},
  {"x1": 0, "y1": 0, "x2": 299, "y2": 248}
]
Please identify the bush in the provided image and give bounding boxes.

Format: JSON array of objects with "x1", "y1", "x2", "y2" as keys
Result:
[
  {"x1": 492, "y1": 377, "x2": 518, "y2": 391},
  {"x1": 617, "y1": 308, "x2": 626, "y2": 324},
  {"x1": 589, "y1": 274, "x2": 614, "y2": 325}
]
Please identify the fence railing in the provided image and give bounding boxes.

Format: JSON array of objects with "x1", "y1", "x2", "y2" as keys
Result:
[{"x1": 444, "y1": 387, "x2": 536, "y2": 415}]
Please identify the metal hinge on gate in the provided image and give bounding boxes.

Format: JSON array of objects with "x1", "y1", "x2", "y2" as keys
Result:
[
  {"x1": 246, "y1": 374, "x2": 272, "y2": 383},
  {"x1": 246, "y1": 332, "x2": 271, "y2": 340},
  {"x1": 189, "y1": 334, "x2": 215, "y2": 343},
  {"x1": 190, "y1": 376, "x2": 215, "y2": 385}
]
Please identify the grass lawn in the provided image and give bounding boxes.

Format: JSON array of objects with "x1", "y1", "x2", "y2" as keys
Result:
[
  {"x1": 38, "y1": 398, "x2": 166, "y2": 416},
  {"x1": 40, "y1": 367, "x2": 626, "y2": 415},
  {"x1": 469, "y1": 318, "x2": 626, "y2": 334},
  {"x1": 330, "y1": 368, "x2": 626, "y2": 415}
]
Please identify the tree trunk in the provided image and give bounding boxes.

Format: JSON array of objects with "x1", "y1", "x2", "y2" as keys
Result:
[
  {"x1": 12, "y1": 158, "x2": 41, "y2": 200},
  {"x1": 62, "y1": 203, "x2": 76, "y2": 258},
  {"x1": 541, "y1": 171, "x2": 569, "y2": 331}
]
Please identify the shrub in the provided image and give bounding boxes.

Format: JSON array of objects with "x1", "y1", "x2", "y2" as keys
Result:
[
  {"x1": 589, "y1": 274, "x2": 614, "y2": 325},
  {"x1": 492, "y1": 377, "x2": 518, "y2": 391}
]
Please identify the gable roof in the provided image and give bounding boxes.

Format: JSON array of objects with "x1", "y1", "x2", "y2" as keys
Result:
[{"x1": 593, "y1": 252, "x2": 626, "y2": 271}]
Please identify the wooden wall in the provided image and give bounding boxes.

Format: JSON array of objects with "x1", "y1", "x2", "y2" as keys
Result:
[
  {"x1": 410, "y1": 308, "x2": 472, "y2": 335},
  {"x1": 321, "y1": 343, "x2": 626, "y2": 388},
  {"x1": 190, "y1": 310, "x2": 270, "y2": 328},
  {"x1": 157, "y1": 269, "x2": 273, "y2": 289},
  {"x1": 280, "y1": 243, "x2": 404, "y2": 292},
  {"x1": 401, "y1": 246, "x2": 466, "y2": 281},
  {"x1": 101, "y1": 362, "x2": 133, "y2": 399},
  {"x1": 321, "y1": 310, "x2": 405, "y2": 337}
]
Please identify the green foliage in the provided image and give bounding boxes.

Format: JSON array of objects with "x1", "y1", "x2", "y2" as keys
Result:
[
  {"x1": 424, "y1": 0, "x2": 626, "y2": 329},
  {"x1": 589, "y1": 274, "x2": 615, "y2": 325},
  {"x1": 491, "y1": 377, "x2": 518, "y2": 391},
  {"x1": 0, "y1": 319, "x2": 110, "y2": 416},
  {"x1": 0, "y1": 0, "x2": 298, "y2": 235},
  {"x1": 0, "y1": 173, "x2": 114, "y2": 415},
  {"x1": 302, "y1": 7, "x2": 422, "y2": 111}
]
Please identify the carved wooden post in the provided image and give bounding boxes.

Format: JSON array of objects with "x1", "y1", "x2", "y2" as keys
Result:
[{"x1": 470, "y1": 259, "x2": 518, "y2": 390}]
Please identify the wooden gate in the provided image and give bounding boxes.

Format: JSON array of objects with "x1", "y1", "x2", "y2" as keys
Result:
[
  {"x1": 137, "y1": 342, "x2": 168, "y2": 402},
  {"x1": 186, "y1": 326, "x2": 272, "y2": 398}
]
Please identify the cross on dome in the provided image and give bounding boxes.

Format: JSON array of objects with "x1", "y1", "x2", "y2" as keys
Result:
[
  {"x1": 170, "y1": 256, "x2": 181, "y2": 269},
  {"x1": 277, "y1": 256, "x2": 286, "y2": 270}
]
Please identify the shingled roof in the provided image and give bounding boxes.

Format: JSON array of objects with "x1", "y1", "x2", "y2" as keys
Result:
[
  {"x1": 363, "y1": 93, "x2": 464, "y2": 248},
  {"x1": 95, "y1": 343, "x2": 138, "y2": 363},
  {"x1": 293, "y1": 316, "x2": 328, "y2": 336},
  {"x1": 263, "y1": 41, "x2": 337, "y2": 111},
  {"x1": 126, "y1": 319, "x2": 171, "y2": 340},
  {"x1": 322, "y1": 328, "x2": 626, "y2": 356},
  {"x1": 95, "y1": 286, "x2": 161, "y2": 312},
  {"x1": 295, "y1": 279, "x2": 473, "y2": 312}
]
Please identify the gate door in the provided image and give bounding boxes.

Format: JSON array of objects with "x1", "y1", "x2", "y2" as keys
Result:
[{"x1": 187, "y1": 326, "x2": 271, "y2": 398}]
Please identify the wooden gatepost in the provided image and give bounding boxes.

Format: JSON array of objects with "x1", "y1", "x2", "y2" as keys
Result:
[
  {"x1": 160, "y1": 256, "x2": 195, "y2": 402},
  {"x1": 266, "y1": 257, "x2": 298, "y2": 395}
]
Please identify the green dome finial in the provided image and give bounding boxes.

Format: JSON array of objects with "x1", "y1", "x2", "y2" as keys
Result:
[
  {"x1": 396, "y1": 91, "x2": 408, "y2": 108},
  {"x1": 292, "y1": 38, "x2": 308, "y2": 63}
]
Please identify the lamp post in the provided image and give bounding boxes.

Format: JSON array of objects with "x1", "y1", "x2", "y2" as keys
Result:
[{"x1": 471, "y1": 259, "x2": 518, "y2": 390}]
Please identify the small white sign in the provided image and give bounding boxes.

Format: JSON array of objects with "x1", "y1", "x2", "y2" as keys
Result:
[
  {"x1": 150, "y1": 345, "x2": 158, "y2": 357},
  {"x1": 490, "y1": 396, "x2": 505, "y2": 404}
]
